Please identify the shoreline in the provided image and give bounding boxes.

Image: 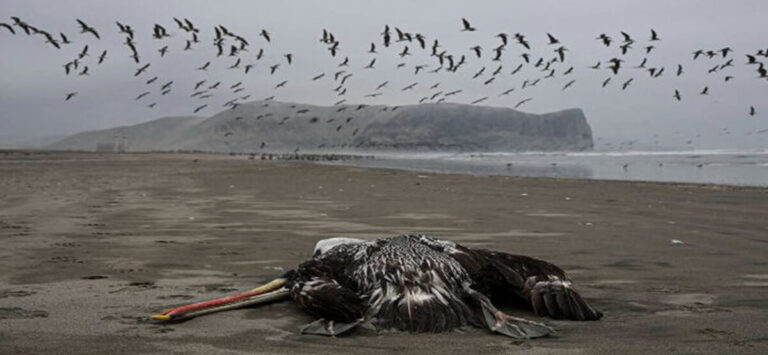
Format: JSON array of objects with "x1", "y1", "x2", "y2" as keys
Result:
[
  {"x1": 318, "y1": 159, "x2": 768, "y2": 191},
  {"x1": 3, "y1": 149, "x2": 768, "y2": 190}
]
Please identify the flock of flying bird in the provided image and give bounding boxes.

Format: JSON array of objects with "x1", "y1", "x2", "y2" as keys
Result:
[{"x1": 1, "y1": 16, "x2": 766, "y2": 147}]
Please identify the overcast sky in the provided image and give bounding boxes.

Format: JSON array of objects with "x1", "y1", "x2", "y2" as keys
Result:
[{"x1": 1, "y1": 0, "x2": 767, "y2": 149}]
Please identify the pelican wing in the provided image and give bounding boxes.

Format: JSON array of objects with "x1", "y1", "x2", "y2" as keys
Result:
[{"x1": 448, "y1": 243, "x2": 603, "y2": 321}]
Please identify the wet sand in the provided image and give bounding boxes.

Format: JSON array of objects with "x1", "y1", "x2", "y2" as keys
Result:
[{"x1": 1, "y1": 152, "x2": 767, "y2": 354}]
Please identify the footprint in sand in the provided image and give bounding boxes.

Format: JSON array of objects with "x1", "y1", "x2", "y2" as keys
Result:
[
  {"x1": 49, "y1": 256, "x2": 83, "y2": 264},
  {"x1": 52, "y1": 242, "x2": 81, "y2": 248},
  {"x1": 113, "y1": 315, "x2": 153, "y2": 325},
  {"x1": 587, "y1": 279, "x2": 637, "y2": 290},
  {"x1": 698, "y1": 328, "x2": 752, "y2": 348},
  {"x1": 201, "y1": 284, "x2": 238, "y2": 293},
  {"x1": 116, "y1": 268, "x2": 144, "y2": 274},
  {"x1": 0, "y1": 222, "x2": 30, "y2": 231},
  {"x1": 656, "y1": 293, "x2": 731, "y2": 316},
  {"x1": 664, "y1": 293, "x2": 716, "y2": 305},
  {"x1": 646, "y1": 287, "x2": 681, "y2": 294},
  {"x1": 699, "y1": 328, "x2": 734, "y2": 339},
  {"x1": 0, "y1": 290, "x2": 36, "y2": 298},
  {"x1": 602, "y1": 259, "x2": 646, "y2": 271},
  {"x1": 0, "y1": 307, "x2": 48, "y2": 319},
  {"x1": 158, "y1": 294, "x2": 195, "y2": 300},
  {"x1": 128, "y1": 281, "x2": 157, "y2": 289},
  {"x1": 151, "y1": 326, "x2": 175, "y2": 334}
]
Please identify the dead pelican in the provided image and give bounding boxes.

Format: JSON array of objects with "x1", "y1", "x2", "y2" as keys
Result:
[{"x1": 152, "y1": 234, "x2": 601, "y2": 338}]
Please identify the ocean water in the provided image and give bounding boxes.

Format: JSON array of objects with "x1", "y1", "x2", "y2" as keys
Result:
[{"x1": 323, "y1": 150, "x2": 768, "y2": 187}]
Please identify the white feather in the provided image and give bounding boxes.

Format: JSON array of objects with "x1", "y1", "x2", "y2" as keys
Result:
[{"x1": 313, "y1": 237, "x2": 365, "y2": 256}]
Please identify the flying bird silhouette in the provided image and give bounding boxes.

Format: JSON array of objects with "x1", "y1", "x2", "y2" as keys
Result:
[
  {"x1": 0, "y1": 22, "x2": 15, "y2": 35},
  {"x1": 499, "y1": 88, "x2": 515, "y2": 96},
  {"x1": 470, "y1": 45, "x2": 482, "y2": 58},
  {"x1": 152, "y1": 24, "x2": 170, "y2": 39},
  {"x1": 401, "y1": 82, "x2": 418, "y2": 91},
  {"x1": 40, "y1": 31, "x2": 60, "y2": 49},
  {"x1": 461, "y1": 18, "x2": 476, "y2": 32},
  {"x1": 78, "y1": 45, "x2": 89, "y2": 59},
  {"x1": 515, "y1": 33, "x2": 530, "y2": 50},
  {"x1": 554, "y1": 46, "x2": 567, "y2": 62},
  {"x1": 134, "y1": 63, "x2": 150, "y2": 76},
  {"x1": 608, "y1": 58, "x2": 623, "y2": 74},
  {"x1": 546, "y1": 33, "x2": 560, "y2": 45},
  {"x1": 515, "y1": 98, "x2": 533, "y2": 108},
  {"x1": 596, "y1": 33, "x2": 612, "y2": 47},
  {"x1": 259, "y1": 29, "x2": 271, "y2": 42},
  {"x1": 97, "y1": 50, "x2": 107, "y2": 64},
  {"x1": 496, "y1": 33, "x2": 508, "y2": 46},
  {"x1": 620, "y1": 31, "x2": 633, "y2": 43},
  {"x1": 650, "y1": 29, "x2": 660, "y2": 41},
  {"x1": 621, "y1": 78, "x2": 633, "y2": 90},
  {"x1": 76, "y1": 19, "x2": 100, "y2": 39}
]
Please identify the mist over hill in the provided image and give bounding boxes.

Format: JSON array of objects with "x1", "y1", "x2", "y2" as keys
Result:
[{"x1": 46, "y1": 101, "x2": 593, "y2": 153}]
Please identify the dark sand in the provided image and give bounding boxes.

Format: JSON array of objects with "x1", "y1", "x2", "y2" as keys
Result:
[{"x1": 1, "y1": 152, "x2": 767, "y2": 354}]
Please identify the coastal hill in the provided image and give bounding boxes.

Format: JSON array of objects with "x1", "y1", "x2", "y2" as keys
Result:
[{"x1": 46, "y1": 101, "x2": 593, "y2": 152}]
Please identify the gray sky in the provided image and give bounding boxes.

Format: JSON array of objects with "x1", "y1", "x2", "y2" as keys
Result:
[{"x1": 1, "y1": 0, "x2": 767, "y2": 149}]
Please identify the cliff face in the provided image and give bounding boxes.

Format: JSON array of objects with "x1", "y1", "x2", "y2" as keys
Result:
[
  {"x1": 353, "y1": 104, "x2": 593, "y2": 151},
  {"x1": 46, "y1": 101, "x2": 593, "y2": 152}
]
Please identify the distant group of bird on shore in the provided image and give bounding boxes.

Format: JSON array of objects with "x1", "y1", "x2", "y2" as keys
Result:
[{"x1": 2, "y1": 16, "x2": 766, "y2": 149}]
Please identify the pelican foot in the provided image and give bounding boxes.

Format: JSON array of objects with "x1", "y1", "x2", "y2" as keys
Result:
[
  {"x1": 481, "y1": 306, "x2": 554, "y2": 339},
  {"x1": 300, "y1": 318, "x2": 360, "y2": 336}
]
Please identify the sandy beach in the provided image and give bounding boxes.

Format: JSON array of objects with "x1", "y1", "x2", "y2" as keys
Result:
[{"x1": 1, "y1": 152, "x2": 767, "y2": 354}]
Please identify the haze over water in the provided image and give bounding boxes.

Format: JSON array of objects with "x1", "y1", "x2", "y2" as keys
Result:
[{"x1": 326, "y1": 149, "x2": 768, "y2": 187}]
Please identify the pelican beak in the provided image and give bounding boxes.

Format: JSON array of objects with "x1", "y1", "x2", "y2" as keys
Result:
[{"x1": 151, "y1": 278, "x2": 290, "y2": 322}]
